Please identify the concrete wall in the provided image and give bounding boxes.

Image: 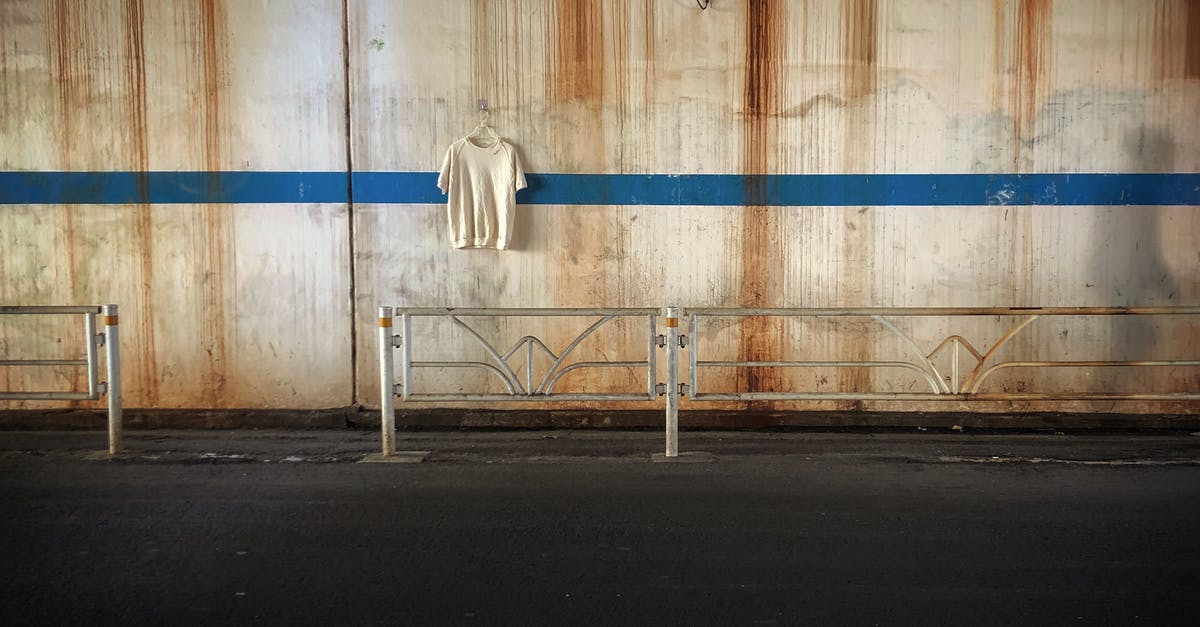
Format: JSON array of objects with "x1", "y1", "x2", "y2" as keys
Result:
[
  {"x1": 1, "y1": 0, "x2": 351, "y2": 409},
  {"x1": 2, "y1": 0, "x2": 1198, "y2": 416},
  {"x1": 352, "y1": 0, "x2": 1199, "y2": 412}
]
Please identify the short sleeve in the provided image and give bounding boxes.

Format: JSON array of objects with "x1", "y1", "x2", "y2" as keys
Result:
[
  {"x1": 512, "y1": 147, "x2": 527, "y2": 191},
  {"x1": 437, "y1": 145, "x2": 453, "y2": 193}
]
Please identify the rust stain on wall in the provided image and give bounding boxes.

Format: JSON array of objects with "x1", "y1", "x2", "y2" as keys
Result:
[
  {"x1": 123, "y1": 0, "x2": 159, "y2": 405},
  {"x1": 50, "y1": 0, "x2": 76, "y2": 168},
  {"x1": 1153, "y1": 1, "x2": 1172, "y2": 82},
  {"x1": 123, "y1": 0, "x2": 149, "y2": 197},
  {"x1": 49, "y1": 0, "x2": 86, "y2": 405},
  {"x1": 641, "y1": 0, "x2": 656, "y2": 99},
  {"x1": 0, "y1": 26, "x2": 7, "y2": 106},
  {"x1": 197, "y1": 0, "x2": 232, "y2": 405},
  {"x1": 546, "y1": 0, "x2": 607, "y2": 169},
  {"x1": 1013, "y1": 0, "x2": 1052, "y2": 169},
  {"x1": 546, "y1": 1, "x2": 612, "y2": 314},
  {"x1": 1015, "y1": 0, "x2": 1052, "y2": 140},
  {"x1": 985, "y1": 1, "x2": 1046, "y2": 309},
  {"x1": 838, "y1": 0, "x2": 880, "y2": 405},
  {"x1": 842, "y1": 0, "x2": 878, "y2": 99},
  {"x1": 738, "y1": 0, "x2": 785, "y2": 398},
  {"x1": 991, "y1": 0, "x2": 1006, "y2": 124},
  {"x1": 550, "y1": 0, "x2": 604, "y2": 104},
  {"x1": 1008, "y1": 0, "x2": 1049, "y2": 306},
  {"x1": 609, "y1": 0, "x2": 631, "y2": 134},
  {"x1": 49, "y1": 0, "x2": 81, "y2": 296},
  {"x1": 1152, "y1": 0, "x2": 1200, "y2": 81},
  {"x1": 200, "y1": 0, "x2": 223, "y2": 172},
  {"x1": 1188, "y1": 0, "x2": 1200, "y2": 79}
]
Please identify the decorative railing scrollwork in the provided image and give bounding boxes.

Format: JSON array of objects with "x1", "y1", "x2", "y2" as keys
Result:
[
  {"x1": 390, "y1": 308, "x2": 660, "y2": 402},
  {"x1": 685, "y1": 307, "x2": 1200, "y2": 401}
]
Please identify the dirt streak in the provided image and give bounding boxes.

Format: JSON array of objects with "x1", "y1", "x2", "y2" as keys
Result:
[
  {"x1": 49, "y1": 0, "x2": 79, "y2": 298},
  {"x1": 198, "y1": 0, "x2": 230, "y2": 405},
  {"x1": 842, "y1": 0, "x2": 878, "y2": 99},
  {"x1": 550, "y1": 0, "x2": 604, "y2": 104},
  {"x1": 1153, "y1": 0, "x2": 1200, "y2": 80},
  {"x1": 49, "y1": 0, "x2": 85, "y2": 406},
  {"x1": 838, "y1": 0, "x2": 880, "y2": 406},
  {"x1": 547, "y1": 0, "x2": 610, "y2": 326},
  {"x1": 1188, "y1": 0, "x2": 1200, "y2": 78},
  {"x1": 123, "y1": 0, "x2": 159, "y2": 406},
  {"x1": 738, "y1": 0, "x2": 786, "y2": 400},
  {"x1": 1013, "y1": 0, "x2": 1052, "y2": 170}
]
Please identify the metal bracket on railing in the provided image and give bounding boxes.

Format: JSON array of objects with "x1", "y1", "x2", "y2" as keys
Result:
[
  {"x1": 678, "y1": 383, "x2": 689, "y2": 396},
  {"x1": 678, "y1": 335, "x2": 688, "y2": 348},
  {"x1": 391, "y1": 334, "x2": 402, "y2": 349},
  {"x1": 95, "y1": 333, "x2": 106, "y2": 347},
  {"x1": 656, "y1": 334, "x2": 666, "y2": 348},
  {"x1": 655, "y1": 382, "x2": 667, "y2": 396}
]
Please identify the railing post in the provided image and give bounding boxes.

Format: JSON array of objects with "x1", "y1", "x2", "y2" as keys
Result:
[
  {"x1": 378, "y1": 307, "x2": 395, "y2": 456},
  {"x1": 401, "y1": 312, "x2": 413, "y2": 401},
  {"x1": 84, "y1": 312, "x2": 99, "y2": 399},
  {"x1": 665, "y1": 306, "x2": 679, "y2": 457},
  {"x1": 102, "y1": 304, "x2": 122, "y2": 455}
]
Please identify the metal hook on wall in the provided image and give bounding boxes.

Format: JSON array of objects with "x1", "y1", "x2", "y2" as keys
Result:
[
  {"x1": 477, "y1": 99, "x2": 490, "y2": 125},
  {"x1": 696, "y1": 0, "x2": 710, "y2": 10}
]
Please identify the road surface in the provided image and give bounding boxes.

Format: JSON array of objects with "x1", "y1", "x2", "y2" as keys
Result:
[{"x1": 1, "y1": 429, "x2": 1197, "y2": 625}]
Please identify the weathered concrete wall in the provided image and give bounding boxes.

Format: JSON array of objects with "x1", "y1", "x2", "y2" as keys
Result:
[
  {"x1": 1, "y1": 0, "x2": 351, "y2": 409},
  {"x1": 352, "y1": 0, "x2": 1198, "y2": 413},
  {"x1": 2, "y1": 0, "x2": 1197, "y2": 417}
]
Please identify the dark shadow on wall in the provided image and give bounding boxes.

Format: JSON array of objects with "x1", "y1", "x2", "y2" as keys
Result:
[
  {"x1": 1096, "y1": 126, "x2": 1180, "y2": 371},
  {"x1": 507, "y1": 142, "x2": 533, "y2": 251}
]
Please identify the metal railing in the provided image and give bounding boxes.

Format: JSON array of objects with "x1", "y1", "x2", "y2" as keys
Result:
[
  {"x1": 684, "y1": 307, "x2": 1200, "y2": 402},
  {"x1": 0, "y1": 305, "x2": 123, "y2": 454},
  {"x1": 378, "y1": 307, "x2": 661, "y2": 455},
  {"x1": 380, "y1": 305, "x2": 1200, "y2": 458}
]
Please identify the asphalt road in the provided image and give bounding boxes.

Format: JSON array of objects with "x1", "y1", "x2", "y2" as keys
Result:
[{"x1": 1, "y1": 430, "x2": 1198, "y2": 626}]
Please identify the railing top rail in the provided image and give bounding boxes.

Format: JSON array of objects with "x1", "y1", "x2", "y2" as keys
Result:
[
  {"x1": 684, "y1": 306, "x2": 1200, "y2": 316},
  {"x1": 0, "y1": 305, "x2": 102, "y2": 314},
  {"x1": 391, "y1": 307, "x2": 660, "y2": 316}
]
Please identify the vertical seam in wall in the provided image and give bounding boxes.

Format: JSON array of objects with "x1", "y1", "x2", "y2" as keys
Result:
[{"x1": 342, "y1": 0, "x2": 357, "y2": 407}]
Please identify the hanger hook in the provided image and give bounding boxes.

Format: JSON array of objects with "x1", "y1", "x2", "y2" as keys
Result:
[{"x1": 696, "y1": 0, "x2": 709, "y2": 10}]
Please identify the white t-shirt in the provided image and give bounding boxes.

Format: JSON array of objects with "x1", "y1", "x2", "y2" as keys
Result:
[{"x1": 436, "y1": 136, "x2": 527, "y2": 249}]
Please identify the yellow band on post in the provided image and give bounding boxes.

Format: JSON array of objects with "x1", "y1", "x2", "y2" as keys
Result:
[
  {"x1": 103, "y1": 315, "x2": 119, "y2": 325},
  {"x1": 379, "y1": 317, "x2": 393, "y2": 328},
  {"x1": 665, "y1": 318, "x2": 679, "y2": 328}
]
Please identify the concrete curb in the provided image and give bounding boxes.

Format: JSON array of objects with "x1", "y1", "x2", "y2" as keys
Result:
[
  {"x1": 3, "y1": 408, "x2": 1200, "y2": 430},
  {"x1": 359, "y1": 451, "x2": 430, "y2": 464},
  {"x1": 651, "y1": 451, "x2": 718, "y2": 463}
]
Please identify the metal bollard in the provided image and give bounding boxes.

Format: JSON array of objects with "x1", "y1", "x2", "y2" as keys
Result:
[
  {"x1": 664, "y1": 306, "x2": 679, "y2": 457},
  {"x1": 378, "y1": 307, "x2": 395, "y2": 456},
  {"x1": 102, "y1": 304, "x2": 122, "y2": 455}
]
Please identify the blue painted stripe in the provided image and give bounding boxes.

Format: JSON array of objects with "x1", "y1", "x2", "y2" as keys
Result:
[
  {"x1": 352, "y1": 171, "x2": 441, "y2": 204},
  {"x1": 0, "y1": 171, "x2": 347, "y2": 205},
  {"x1": 513, "y1": 173, "x2": 1200, "y2": 206},
  {"x1": 2, "y1": 171, "x2": 1198, "y2": 206}
]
